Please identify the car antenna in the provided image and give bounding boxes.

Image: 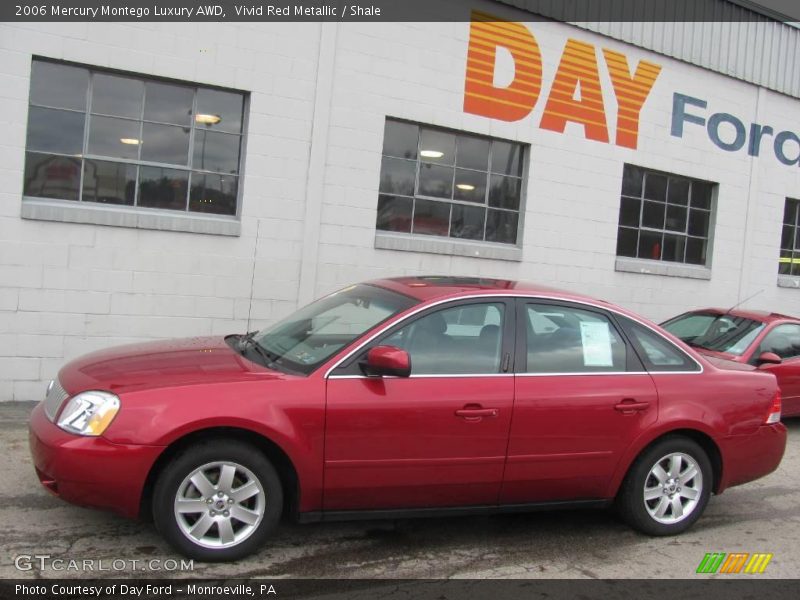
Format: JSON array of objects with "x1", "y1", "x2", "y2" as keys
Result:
[{"x1": 726, "y1": 289, "x2": 764, "y2": 314}]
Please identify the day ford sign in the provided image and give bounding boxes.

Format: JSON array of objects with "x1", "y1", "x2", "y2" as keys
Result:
[{"x1": 464, "y1": 11, "x2": 800, "y2": 166}]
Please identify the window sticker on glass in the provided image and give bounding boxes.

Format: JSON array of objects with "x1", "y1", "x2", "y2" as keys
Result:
[{"x1": 579, "y1": 321, "x2": 614, "y2": 367}]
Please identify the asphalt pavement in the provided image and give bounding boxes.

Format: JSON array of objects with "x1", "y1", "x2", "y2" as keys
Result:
[{"x1": 2, "y1": 401, "x2": 798, "y2": 579}]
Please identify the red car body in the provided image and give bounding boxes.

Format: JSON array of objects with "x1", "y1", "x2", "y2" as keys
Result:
[
  {"x1": 662, "y1": 308, "x2": 800, "y2": 417},
  {"x1": 30, "y1": 278, "x2": 786, "y2": 528}
]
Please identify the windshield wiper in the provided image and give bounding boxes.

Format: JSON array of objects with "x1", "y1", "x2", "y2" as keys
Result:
[{"x1": 238, "y1": 332, "x2": 281, "y2": 366}]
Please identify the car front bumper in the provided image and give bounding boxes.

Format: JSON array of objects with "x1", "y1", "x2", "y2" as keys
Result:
[
  {"x1": 718, "y1": 423, "x2": 787, "y2": 493},
  {"x1": 28, "y1": 402, "x2": 164, "y2": 519}
]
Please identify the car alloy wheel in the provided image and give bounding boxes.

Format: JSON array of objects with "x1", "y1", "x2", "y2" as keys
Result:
[
  {"x1": 153, "y1": 439, "x2": 283, "y2": 561},
  {"x1": 642, "y1": 452, "x2": 702, "y2": 525},
  {"x1": 174, "y1": 461, "x2": 266, "y2": 549}
]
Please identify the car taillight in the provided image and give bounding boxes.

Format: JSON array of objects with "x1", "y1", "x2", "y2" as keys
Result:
[{"x1": 765, "y1": 389, "x2": 781, "y2": 424}]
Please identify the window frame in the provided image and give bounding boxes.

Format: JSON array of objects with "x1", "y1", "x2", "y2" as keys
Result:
[
  {"x1": 22, "y1": 56, "x2": 249, "y2": 228},
  {"x1": 514, "y1": 299, "x2": 645, "y2": 375},
  {"x1": 779, "y1": 198, "x2": 800, "y2": 279},
  {"x1": 616, "y1": 164, "x2": 717, "y2": 268},
  {"x1": 376, "y1": 118, "x2": 527, "y2": 250},
  {"x1": 330, "y1": 297, "x2": 517, "y2": 378}
]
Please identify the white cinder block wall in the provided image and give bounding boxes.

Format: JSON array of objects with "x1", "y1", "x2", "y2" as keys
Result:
[{"x1": 1, "y1": 14, "x2": 799, "y2": 400}]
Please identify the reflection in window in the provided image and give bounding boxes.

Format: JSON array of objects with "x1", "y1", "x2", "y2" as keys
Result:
[
  {"x1": 376, "y1": 119, "x2": 525, "y2": 246},
  {"x1": 616, "y1": 164, "x2": 715, "y2": 266},
  {"x1": 23, "y1": 59, "x2": 246, "y2": 217},
  {"x1": 381, "y1": 302, "x2": 505, "y2": 374}
]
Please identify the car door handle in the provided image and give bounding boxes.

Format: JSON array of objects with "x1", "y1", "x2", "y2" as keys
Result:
[
  {"x1": 455, "y1": 405, "x2": 499, "y2": 421},
  {"x1": 614, "y1": 399, "x2": 650, "y2": 414}
]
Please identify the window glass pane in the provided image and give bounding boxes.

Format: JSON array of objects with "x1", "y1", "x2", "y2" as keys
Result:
[
  {"x1": 621, "y1": 164, "x2": 643, "y2": 197},
  {"x1": 685, "y1": 237, "x2": 707, "y2": 265},
  {"x1": 779, "y1": 249, "x2": 793, "y2": 275},
  {"x1": 453, "y1": 168, "x2": 486, "y2": 203},
  {"x1": 418, "y1": 163, "x2": 454, "y2": 198},
  {"x1": 796, "y1": 226, "x2": 800, "y2": 250},
  {"x1": 419, "y1": 129, "x2": 455, "y2": 164},
  {"x1": 144, "y1": 82, "x2": 193, "y2": 125},
  {"x1": 456, "y1": 135, "x2": 489, "y2": 171},
  {"x1": 638, "y1": 230, "x2": 662, "y2": 260},
  {"x1": 379, "y1": 157, "x2": 415, "y2": 196},
  {"x1": 91, "y1": 74, "x2": 143, "y2": 119},
  {"x1": 485, "y1": 209, "x2": 518, "y2": 244},
  {"x1": 488, "y1": 174, "x2": 521, "y2": 210},
  {"x1": 784, "y1": 199, "x2": 798, "y2": 225},
  {"x1": 137, "y1": 166, "x2": 188, "y2": 210},
  {"x1": 376, "y1": 194, "x2": 412, "y2": 233},
  {"x1": 382, "y1": 303, "x2": 505, "y2": 374},
  {"x1": 644, "y1": 173, "x2": 667, "y2": 201},
  {"x1": 692, "y1": 181, "x2": 713, "y2": 209},
  {"x1": 524, "y1": 304, "x2": 626, "y2": 373},
  {"x1": 142, "y1": 123, "x2": 190, "y2": 165},
  {"x1": 189, "y1": 172, "x2": 237, "y2": 215},
  {"x1": 82, "y1": 159, "x2": 136, "y2": 205},
  {"x1": 668, "y1": 178, "x2": 690, "y2": 205},
  {"x1": 618, "y1": 196, "x2": 640, "y2": 227},
  {"x1": 450, "y1": 204, "x2": 485, "y2": 240},
  {"x1": 641, "y1": 200, "x2": 665, "y2": 229},
  {"x1": 662, "y1": 234, "x2": 686, "y2": 263},
  {"x1": 26, "y1": 107, "x2": 85, "y2": 155},
  {"x1": 382, "y1": 120, "x2": 418, "y2": 160},
  {"x1": 412, "y1": 199, "x2": 450, "y2": 236},
  {"x1": 793, "y1": 252, "x2": 800, "y2": 277},
  {"x1": 23, "y1": 152, "x2": 81, "y2": 200},
  {"x1": 665, "y1": 205, "x2": 687, "y2": 231},
  {"x1": 192, "y1": 129, "x2": 239, "y2": 173},
  {"x1": 688, "y1": 209, "x2": 710, "y2": 236},
  {"x1": 616, "y1": 227, "x2": 638, "y2": 257},
  {"x1": 759, "y1": 325, "x2": 800, "y2": 360},
  {"x1": 195, "y1": 88, "x2": 243, "y2": 134},
  {"x1": 30, "y1": 61, "x2": 88, "y2": 110},
  {"x1": 781, "y1": 225, "x2": 794, "y2": 250},
  {"x1": 88, "y1": 116, "x2": 141, "y2": 160},
  {"x1": 491, "y1": 141, "x2": 522, "y2": 176},
  {"x1": 626, "y1": 321, "x2": 695, "y2": 370}
]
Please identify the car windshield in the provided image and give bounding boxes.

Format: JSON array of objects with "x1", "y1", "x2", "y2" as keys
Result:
[
  {"x1": 661, "y1": 312, "x2": 765, "y2": 356},
  {"x1": 248, "y1": 284, "x2": 417, "y2": 375}
]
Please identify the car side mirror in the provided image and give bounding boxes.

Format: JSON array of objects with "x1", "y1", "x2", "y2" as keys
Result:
[
  {"x1": 360, "y1": 345, "x2": 411, "y2": 378},
  {"x1": 756, "y1": 351, "x2": 782, "y2": 367}
]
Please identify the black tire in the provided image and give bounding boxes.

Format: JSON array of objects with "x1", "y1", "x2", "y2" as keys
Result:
[
  {"x1": 617, "y1": 436, "x2": 712, "y2": 536},
  {"x1": 152, "y1": 439, "x2": 283, "y2": 561}
]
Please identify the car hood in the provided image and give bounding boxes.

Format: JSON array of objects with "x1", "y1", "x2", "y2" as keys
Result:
[{"x1": 58, "y1": 336, "x2": 285, "y2": 395}]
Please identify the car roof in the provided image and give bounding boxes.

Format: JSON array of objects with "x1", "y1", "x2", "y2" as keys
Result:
[
  {"x1": 679, "y1": 307, "x2": 800, "y2": 323},
  {"x1": 370, "y1": 276, "x2": 609, "y2": 305}
]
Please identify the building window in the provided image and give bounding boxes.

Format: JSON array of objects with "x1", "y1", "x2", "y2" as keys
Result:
[
  {"x1": 615, "y1": 164, "x2": 714, "y2": 266},
  {"x1": 780, "y1": 198, "x2": 800, "y2": 277},
  {"x1": 23, "y1": 59, "x2": 246, "y2": 216},
  {"x1": 376, "y1": 119, "x2": 525, "y2": 246}
]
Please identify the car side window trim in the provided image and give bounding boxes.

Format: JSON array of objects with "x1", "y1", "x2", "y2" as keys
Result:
[
  {"x1": 513, "y1": 299, "x2": 644, "y2": 375},
  {"x1": 329, "y1": 297, "x2": 517, "y2": 378}
]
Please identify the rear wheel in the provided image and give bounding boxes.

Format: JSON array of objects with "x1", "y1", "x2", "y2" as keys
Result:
[
  {"x1": 617, "y1": 436, "x2": 712, "y2": 536},
  {"x1": 153, "y1": 440, "x2": 282, "y2": 561}
]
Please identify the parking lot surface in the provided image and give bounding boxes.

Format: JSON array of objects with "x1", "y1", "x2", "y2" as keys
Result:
[{"x1": 2, "y1": 401, "x2": 798, "y2": 579}]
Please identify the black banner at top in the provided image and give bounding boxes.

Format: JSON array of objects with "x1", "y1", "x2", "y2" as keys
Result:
[{"x1": 2, "y1": 0, "x2": 800, "y2": 22}]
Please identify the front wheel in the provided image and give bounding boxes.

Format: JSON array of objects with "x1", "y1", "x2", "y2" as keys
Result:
[
  {"x1": 152, "y1": 440, "x2": 283, "y2": 561},
  {"x1": 617, "y1": 436, "x2": 712, "y2": 536}
]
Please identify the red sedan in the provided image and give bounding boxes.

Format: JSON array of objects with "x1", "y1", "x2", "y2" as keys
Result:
[
  {"x1": 29, "y1": 277, "x2": 786, "y2": 561},
  {"x1": 662, "y1": 308, "x2": 800, "y2": 417}
]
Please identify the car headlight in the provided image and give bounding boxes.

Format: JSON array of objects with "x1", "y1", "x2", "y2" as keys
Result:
[{"x1": 57, "y1": 391, "x2": 120, "y2": 436}]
